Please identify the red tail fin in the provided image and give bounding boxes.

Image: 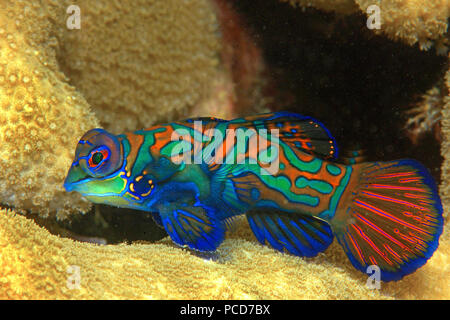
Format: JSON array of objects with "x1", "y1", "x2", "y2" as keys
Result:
[{"x1": 332, "y1": 159, "x2": 443, "y2": 281}]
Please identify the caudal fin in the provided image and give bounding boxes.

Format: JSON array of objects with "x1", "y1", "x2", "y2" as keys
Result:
[{"x1": 332, "y1": 159, "x2": 443, "y2": 281}]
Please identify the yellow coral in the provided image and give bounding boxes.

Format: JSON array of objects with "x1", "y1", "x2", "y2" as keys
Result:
[
  {"x1": 0, "y1": 209, "x2": 448, "y2": 299},
  {"x1": 356, "y1": 0, "x2": 449, "y2": 50},
  {"x1": 59, "y1": 0, "x2": 224, "y2": 134},
  {"x1": 282, "y1": 0, "x2": 450, "y2": 50},
  {"x1": 0, "y1": 1, "x2": 98, "y2": 219}
]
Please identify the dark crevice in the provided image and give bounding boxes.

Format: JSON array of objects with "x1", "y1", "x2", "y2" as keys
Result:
[{"x1": 2, "y1": 203, "x2": 167, "y2": 245}]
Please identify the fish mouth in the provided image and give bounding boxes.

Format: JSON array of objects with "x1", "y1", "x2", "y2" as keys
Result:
[
  {"x1": 63, "y1": 179, "x2": 74, "y2": 192},
  {"x1": 63, "y1": 173, "x2": 78, "y2": 192}
]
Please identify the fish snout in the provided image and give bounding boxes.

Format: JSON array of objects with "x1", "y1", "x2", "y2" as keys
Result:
[
  {"x1": 63, "y1": 178, "x2": 73, "y2": 192},
  {"x1": 63, "y1": 164, "x2": 86, "y2": 192}
]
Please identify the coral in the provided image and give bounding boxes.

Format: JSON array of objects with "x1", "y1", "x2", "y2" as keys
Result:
[
  {"x1": 282, "y1": 0, "x2": 450, "y2": 50},
  {"x1": 183, "y1": 0, "x2": 270, "y2": 120},
  {"x1": 440, "y1": 56, "x2": 450, "y2": 220},
  {"x1": 356, "y1": 0, "x2": 449, "y2": 51},
  {"x1": 58, "y1": 0, "x2": 229, "y2": 134},
  {"x1": 1, "y1": 208, "x2": 449, "y2": 299},
  {"x1": 210, "y1": 0, "x2": 269, "y2": 116},
  {"x1": 0, "y1": 1, "x2": 98, "y2": 219}
]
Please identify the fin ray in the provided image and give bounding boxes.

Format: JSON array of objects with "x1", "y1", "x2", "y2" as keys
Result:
[
  {"x1": 158, "y1": 201, "x2": 225, "y2": 251},
  {"x1": 333, "y1": 159, "x2": 443, "y2": 281},
  {"x1": 227, "y1": 112, "x2": 338, "y2": 159}
]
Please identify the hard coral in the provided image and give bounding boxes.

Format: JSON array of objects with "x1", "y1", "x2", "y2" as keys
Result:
[
  {"x1": 208, "y1": 0, "x2": 269, "y2": 117},
  {"x1": 356, "y1": 0, "x2": 450, "y2": 51},
  {"x1": 1, "y1": 0, "x2": 449, "y2": 300},
  {"x1": 1, "y1": 208, "x2": 449, "y2": 299},
  {"x1": 59, "y1": 0, "x2": 224, "y2": 134},
  {"x1": 282, "y1": 0, "x2": 450, "y2": 50},
  {"x1": 0, "y1": 0, "x2": 98, "y2": 219}
]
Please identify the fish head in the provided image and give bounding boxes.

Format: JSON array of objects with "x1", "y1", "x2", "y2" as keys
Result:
[{"x1": 64, "y1": 128, "x2": 128, "y2": 206}]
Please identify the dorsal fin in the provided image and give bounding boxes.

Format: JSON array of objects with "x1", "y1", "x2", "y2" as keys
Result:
[
  {"x1": 227, "y1": 112, "x2": 338, "y2": 160},
  {"x1": 180, "y1": 112, "x2": 338, "y2": 160}
]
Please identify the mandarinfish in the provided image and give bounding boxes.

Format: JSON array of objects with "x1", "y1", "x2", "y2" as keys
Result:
[{"x1": 64, "y1": 112, "x2": 443, "y2": 282}]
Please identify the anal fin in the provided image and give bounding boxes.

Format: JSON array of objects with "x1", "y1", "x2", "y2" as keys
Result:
[{"x1": 246, "y1": 209, "x2": 334, "y2": 257}]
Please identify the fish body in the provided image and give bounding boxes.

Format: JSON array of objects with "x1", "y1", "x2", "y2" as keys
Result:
[{"x1": 64, "y1": 112, "x2": 443, "y2": 281}]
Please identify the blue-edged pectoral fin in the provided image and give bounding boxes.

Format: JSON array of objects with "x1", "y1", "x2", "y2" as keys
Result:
[{"x1": 158, "y1": 201, "x2": 225, "y2": 251}]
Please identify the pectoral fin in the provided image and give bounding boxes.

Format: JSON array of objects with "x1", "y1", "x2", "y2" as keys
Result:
[{"x1": 158, "y1": 201, "x2": 225, "y2": 251}]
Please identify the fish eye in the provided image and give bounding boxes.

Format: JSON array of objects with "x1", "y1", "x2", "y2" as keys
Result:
[
  {"x1": 73, "y1": 128, "x2": 123, "y2": 178},
  {"x1": 88, "y1": 147, "x2": 110, "y2": 170},
  {"x1": 91, "y1": 151, "x2": 103, "y2": 165}
]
